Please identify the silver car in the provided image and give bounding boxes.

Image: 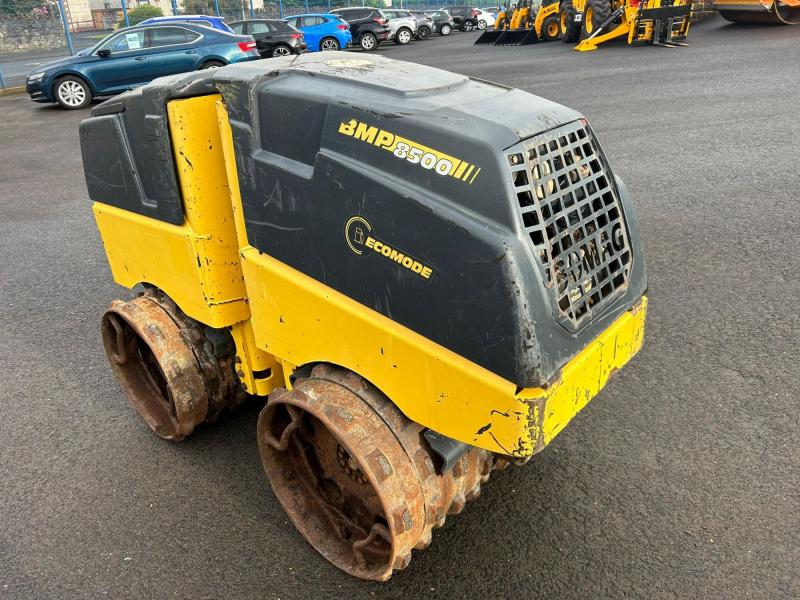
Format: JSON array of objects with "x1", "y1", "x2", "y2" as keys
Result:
[
  {"x1": 381, "y1": 8, "x2": 418, "y2": 44},
  {"x1": 409, "y1": 10, "x2": 435, "y2": 39}
]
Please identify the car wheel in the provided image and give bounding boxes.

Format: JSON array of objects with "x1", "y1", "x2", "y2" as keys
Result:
[
  {"x1": 53, "y1": 75, "x2": 91, "y2": 110},
  {"x1": 199, "y1": 60, "x2": 225, "y2": 69},
  {"x1": 271, "y1": 44, "x2": 293, "y2": 57},
  {"x1": 440, "y1": 23, "x2": 452, "y2": 35},
  {"x1": 395, "y1": 27, "x2": 412, "y2": 44},
  {"x1": 320, "y1": 37, "x2": 340, "y2": 51},
  {"x1": 477, "y1": 19, "x2": 487, "y2": 29},
  {"x1": 359, "y1": 32, "x2": 377, "y2": 50},
  {"x1": 462, "y1": 20, "x2": 474, "y2": 31},
  {"x1": 416, "y1": 25, "x2": 431, "y2": 39}
]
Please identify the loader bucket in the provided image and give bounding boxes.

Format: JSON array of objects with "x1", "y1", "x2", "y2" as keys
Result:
[
  {"x1": 474, "y1": 29, "x2": 505, "y2": 44},
  {"x1": 494, "y1": 28, "x2": 539, "y2": 45}
]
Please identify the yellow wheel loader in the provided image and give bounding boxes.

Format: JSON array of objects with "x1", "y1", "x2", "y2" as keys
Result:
[
  {"x1": 82, "y1": 53, "x2": 648, "y2": 580},
  {"x1": 562, "y1": 0, "x2": 693, "y2": 50},
  {"x1": 715, "y1": 0, "x2": 800, "y2": 23},
  {"x1": 475, "y1": 0, "x2": 563, "y2": 44}
]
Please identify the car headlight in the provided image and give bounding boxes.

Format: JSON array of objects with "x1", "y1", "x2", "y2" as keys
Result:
[{"x1": 27, "y1": 72, "x2": 45, "y2": 82}]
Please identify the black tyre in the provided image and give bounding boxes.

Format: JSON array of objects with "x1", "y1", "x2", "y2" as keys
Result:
[
  {"x1": 416, "y1": 25, "x2": 431, "y2": 39},
  {"x1": 53, "y1": 75, "x2": 91, "y2": 110},
  {"x1": 581, "y1": 0, "x2": 612, "y2": 38},
  {"x1": 440, "y1": 23, "x2": 452, "y2": 35},
  {"x1": 319, "y1": 36, "x2": 340, "y2": 51},
  {"x1": 271, "y1": 44, "x2": 293, "y2": 57},
  {"x1": 719, "y1": 8, "x2": 797, "y2": 24},
  {"x1": 541, "y1": 14, "x2": 561, "y2": 40},
  {"x1": 199, "y1": 59, "x2": 225, "y2": 69},
  {"x1": 395, "y1": 27, "x2": 413, "y2": 44},
  {"x1": 718, "y1": 9, "x2": 757, "y2": 22},
  {"x1": 774, "y1": 0, "x2": 800, "y2": 24},
  {"x1": 461, "y1": 20, "x2": 475, "y2": 31},
  {"x1": 359, "y1": 32, "x2": 378, "y2": 50},
  {"x1": 560, "y1": 0, "x2": 581, "y2": 42},
  {"x1": 477, "y1": 19, "x2": 487, "y2": 29}
]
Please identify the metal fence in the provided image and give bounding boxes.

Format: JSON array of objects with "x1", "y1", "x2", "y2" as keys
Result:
[{"x1": 0, "y1": 0, "x2": 501, "y2": 88}]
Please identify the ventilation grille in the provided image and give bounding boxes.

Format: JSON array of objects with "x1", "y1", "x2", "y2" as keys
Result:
[{"x1": 508, "y1": 120, "x2": 632, "y2": 330}]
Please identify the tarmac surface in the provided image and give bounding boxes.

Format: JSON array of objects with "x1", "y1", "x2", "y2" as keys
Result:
[{"x1": 1, "y1": 15, "x2": 798, "y2": 599}]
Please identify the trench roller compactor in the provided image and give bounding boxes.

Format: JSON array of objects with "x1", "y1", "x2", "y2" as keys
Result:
[{"x1": 81, "y1": 52, "x2": 648, "y2": 580}]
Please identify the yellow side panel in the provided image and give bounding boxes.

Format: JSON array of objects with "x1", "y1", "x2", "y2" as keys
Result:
[
  {"x1": 166, "y1": 95, "x2": 249, "y2": 311},
  {"x1": 92, "y1": 93, "x2": 250, "y2": 329},
  {"x1": 240, "y1": 248, "x2": 529, "y2": 455},
  {"x1": 240, "y1": 246, "x2": 648, "y2": 457},
  {"x1": 93, "y1": 204, "x2": 248, "y2": 328},
  {"x1": 521, "y1": 297, "x2": 647, "y2": 447}
]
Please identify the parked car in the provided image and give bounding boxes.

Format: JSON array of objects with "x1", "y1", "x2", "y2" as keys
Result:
[
  {"x1": 282, "y1": 13, "x2": 352, "y2": 51},
  {"x1": 426, "y1": 10, "x2": 455, "y2": 35},
  {"x1": 474, "y1": 9, "x2": 496, "y2": 29},
  {"x1": 329, "y1": 7, "x2": 390, "y2": 50},
  {"x1": 408, "y1": 10, "x2": 435, "y2": 39},
  {"x1": 380, "y1": 8, "x2": 419, "y2": 44},
  {"x1": 229, "y1": 19, "x2": 306, "y2": 57},
  {"x1": 443, "y1": 5, "x2": 480, "y2": 30},
  {"x1": 139, "y1": 14, "x2": 234, "y2": 33},
  {"x1": 25, "y1": 23, "x2": 259, "y2": 109}
]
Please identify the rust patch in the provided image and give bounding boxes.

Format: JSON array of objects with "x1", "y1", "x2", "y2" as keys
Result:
[
  {"x1": 256, "y1": 364, "x2": 497, "y2": 581},
  {"x1": 101, "y1": 289, "x2": 243, "y2": 441}
]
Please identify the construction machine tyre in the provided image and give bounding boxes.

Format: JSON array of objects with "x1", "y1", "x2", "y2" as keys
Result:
[
  {"x1": 560, "y1": 0, "x2": 583, "y2": 42},
  {"x1": 718, "y1": 9, "x2": 770, "y2": 22},
  {"x1": 581, "y1": 0, "x2": 613, "y2": 38},
  {"x1": 719, "y1": 4, "x2": 800, "y2": 24},
  {"x1": 100, "y1": 290, "x2": 243, "y2": 441},
  {"x1": 542, "y1": 14, "x2": 562, "y2": 39},
  {"x1": 775, "y1": 0, "x2": 800, "y2": 23},
  {"x1": 257, "y1": 364, "x2": 496, "y2": 581}
]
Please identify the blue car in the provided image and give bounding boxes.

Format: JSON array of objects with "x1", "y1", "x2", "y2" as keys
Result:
[
  {"x1": 26, "y1": 23, "x2": 259, "y2": 109},
  {"x1": 139, "y1": 15, "x2": 235, "y2": 33},
  {"x1": 282, "y1": 13, "x2": 352, "y2": 52}
]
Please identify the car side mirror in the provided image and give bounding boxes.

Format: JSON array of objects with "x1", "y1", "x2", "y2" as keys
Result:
[{"x1": 97, "y1": 48, "x2": 111, "y2": 58}]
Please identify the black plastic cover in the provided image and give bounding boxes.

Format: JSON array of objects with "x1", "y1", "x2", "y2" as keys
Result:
[
  {"x1": 80, "y1": 71, "x2": 216, "y2": 225},
  {"x1": 80, "y1": 53, "x2": 647, "y2": 387}
]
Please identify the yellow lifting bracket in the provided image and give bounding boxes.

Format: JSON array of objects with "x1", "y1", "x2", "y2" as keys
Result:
[{"x1": 575, "y1": 0, "x2": 692, "y2": 51}]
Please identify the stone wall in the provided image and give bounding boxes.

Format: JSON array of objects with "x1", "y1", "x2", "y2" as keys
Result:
[{"x1": 0, "y1": 19, "x2": 67, "y2": 53}]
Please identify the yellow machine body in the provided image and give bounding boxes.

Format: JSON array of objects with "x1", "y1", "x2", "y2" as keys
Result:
[
  {"x1": 534, "y1": 2, "x2": 562, "y2": 36},
  {"x1": 93, "y1": 93, "x2": 647, "y2": 459},
  {"x1": 494, "y1": 7, "x2": 510, "y2": 28},
  {"x1": 509, "y1": 4, "x2": 532, "y2": 27},
  {"x1": 573, "y1": 0, "x2": 692, "y2": 51}
]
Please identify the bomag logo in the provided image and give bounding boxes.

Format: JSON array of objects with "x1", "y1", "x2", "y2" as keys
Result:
[
  {"x1": 345, "y1": 216, "x2": 433, "y2": 280},
  {"x1": 338, "y1": 118, "x2": 481, "y2": 185}
]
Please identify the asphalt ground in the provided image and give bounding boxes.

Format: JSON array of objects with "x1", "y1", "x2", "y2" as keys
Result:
[{"x1": 1, "y1": 15, "x2": 798, "y2": 599}]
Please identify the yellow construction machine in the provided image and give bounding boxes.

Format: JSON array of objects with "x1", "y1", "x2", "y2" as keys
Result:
[
  {"x1": 715, "y1": 0, "x2": 800, "y2": 23},
  {"x1": 562, "y1": 0, "x2": 693, "y2": 50},
  {"x1": 475, "y1": 0, "x2": 563, "y2": 44},
  {"x1": 82, "y1": 53, "x2": 648, "y2": 580}
]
